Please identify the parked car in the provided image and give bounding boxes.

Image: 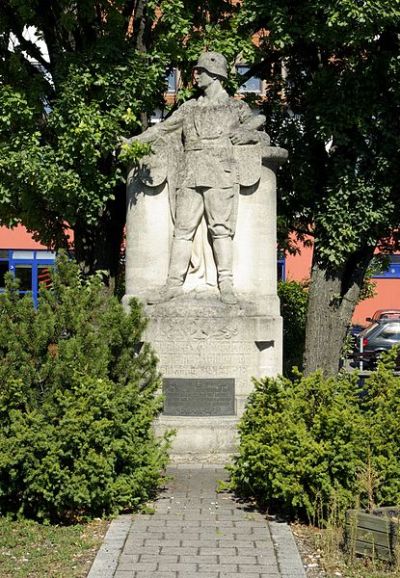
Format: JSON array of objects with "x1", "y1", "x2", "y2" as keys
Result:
[
  {"x1": 366, "y1": 309, "x2": 400, "y2": 323},
  {"x1": 353, "y1": 318, "x2": 400, "y2": 369}
]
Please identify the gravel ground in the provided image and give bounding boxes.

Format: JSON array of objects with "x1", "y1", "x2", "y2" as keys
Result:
[{"x1": 291, "y1": 524, "x2": 328, "y2": 578}]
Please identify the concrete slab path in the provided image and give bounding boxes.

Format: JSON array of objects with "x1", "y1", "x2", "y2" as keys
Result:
[{"x1": 88, "y1": 465, "x2": 306, "y2": 578}]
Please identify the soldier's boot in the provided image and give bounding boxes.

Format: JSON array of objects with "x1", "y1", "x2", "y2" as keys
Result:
[
  {"x1": 147, "y1": 239, "x2": 192, "y2": 304},
  {"x1": 213, "y1": 237, "x2": 238, "y2": 305}
]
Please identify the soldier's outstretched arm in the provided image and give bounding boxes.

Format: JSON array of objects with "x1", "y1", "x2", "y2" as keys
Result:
[{"x1": 124, "y1": 105, "x2": 185, "y2": 145}]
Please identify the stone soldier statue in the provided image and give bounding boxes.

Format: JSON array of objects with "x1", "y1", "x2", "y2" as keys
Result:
[{"x1": 128, "y1": 52, "x2": 267, "y2": 305}]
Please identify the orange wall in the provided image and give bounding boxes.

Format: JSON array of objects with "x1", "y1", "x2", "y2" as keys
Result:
[
  {"x1": 284, "y1": 238, "x2": 400, "y2": 327},
  {"x1": 352, "y1": 279, "x2": 400, "y2": 326},
  {"x1": 0, "y1": 225, "x2": 48, "y2": 250},
  {"x1": 285, "y1": 242, "x2": 313, "y2": 284}
]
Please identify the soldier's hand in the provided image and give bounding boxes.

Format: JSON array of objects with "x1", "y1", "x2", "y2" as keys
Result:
[
  {"x1": 117, "y1": 136, "x2": 132, "y2": 148},
  {"x1": 230, "y1": 130, "x2": 259, "y2": 145}
]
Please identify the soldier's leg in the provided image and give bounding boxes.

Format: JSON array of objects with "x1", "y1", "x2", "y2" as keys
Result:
[
  {"x1": 204, "y1": 187, "x2": 238, "y2": 305},
  {"x1": 148, "y1": 188, "x2": 204, "y2": 304}
]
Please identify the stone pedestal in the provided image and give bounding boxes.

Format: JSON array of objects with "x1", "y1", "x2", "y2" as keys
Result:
[
  {"x1": 143, "y1": 297, "x2": 282, "y2": 462},
  {"x1": 124, "y1": 145, "x2": 287, "y2": 462}
]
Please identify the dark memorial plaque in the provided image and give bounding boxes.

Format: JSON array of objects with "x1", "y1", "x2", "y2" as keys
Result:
[{"x1": 163, "y1": 378, "x2": 235, "y2": 416}]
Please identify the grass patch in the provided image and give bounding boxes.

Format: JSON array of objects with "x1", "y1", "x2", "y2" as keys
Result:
[{"x1": 0, "y1": 516, "x2": 108, "y2": 578}]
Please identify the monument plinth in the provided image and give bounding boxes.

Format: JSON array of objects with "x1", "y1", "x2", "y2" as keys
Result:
[{"x1": 122, "y1": 52, "x2": 287, "y2": 462}]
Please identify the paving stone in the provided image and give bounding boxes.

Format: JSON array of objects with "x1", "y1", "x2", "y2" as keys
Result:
[
  {"x1": 166, "y1": 519, "x2": 201, "y2": 527},
  {"x1": 181, "y1": 538, "x2": 218, "y2": 547},
  {"x1": 156, "y1": 562, "x2": 197, "y2": 572},
  {"x1": 181, "y1": 574, "x2": 219, "y2": 578},
  {"x1": 201, "y1": 520, "x2": 236, "y2": 527},
  {"x1": 87, "y1": 466, "x2": 306, "y2": 578},
  {"x1": 129, "y1": 546, "x2": 162, "y2": 555},
  {"x1": 199, "y1": 546, "x2": 237, "y2": 556},
  {"x1": 134, "y1": 571, "x2": 176, "y2": 578},
  {"x1": 219, "y1": 555, "x2": 257, "y2": 564},
  {"x1": 139, "y1": 554, "x2": 179, "y2": 564},
  {"x1": 217, "y1": 539, "x2": 256, "y2": 548},
  {"x1": 160, "y1": 546, "x2": 198, "y2": 555},
  {"x1": 116, "y1": 561, "x2": 138, "y2": 571},
  {"x1": 219, "y1": 574, "x2": 260, "y2": 578},
  {"x1": 239, "y1": 563, "x2": 279, "y2": 572},
  {"x1": 129, "y1": 561, "x2": 157, "y2": 571},
  {"x1": 198, "y1": 563, "x2": 239, "y2": 573},
  {"x1": 180, "y1": 554, "x2": 218, "y2": 564},
  {"x1": 144, "y1": 538, "x2": 181, "y2": 547}
]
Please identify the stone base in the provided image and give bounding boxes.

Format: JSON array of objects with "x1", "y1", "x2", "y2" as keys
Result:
[
  {"x1": 124, "y1": 293, "x2": 282, "y2": 461},
  {"x1": 154, "y1": 416, "x2": 239, "y2": 464}
]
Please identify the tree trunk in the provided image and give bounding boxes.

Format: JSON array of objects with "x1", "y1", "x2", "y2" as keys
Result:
[
  {"x1": 73, "y1": 190, "x2": 126, "y2": 292},
  {"x1": 303, "y1": 245, "x2": 375, "y2": 376}
]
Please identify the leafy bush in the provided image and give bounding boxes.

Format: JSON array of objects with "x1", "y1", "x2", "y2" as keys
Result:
[
  {"x1": 230, "y1": 354, "x2": 400, "y2": 523},
  {"x1": 278, "y1": 280, "x2": 308, "y2": 376},
  {"x1": 0, "y1": 254, "x2": 170, "y2": 522}
]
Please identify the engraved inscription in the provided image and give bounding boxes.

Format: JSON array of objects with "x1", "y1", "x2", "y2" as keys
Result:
[
  {"x1": 155, "y1": 339, "x2": 257, "y2": 381},
  {"x1": 156, "y1": 319, "x2": 239, "y2": 341},
  {"x1": 163, "y1": 378, "x2": 235, "y2": 416}
]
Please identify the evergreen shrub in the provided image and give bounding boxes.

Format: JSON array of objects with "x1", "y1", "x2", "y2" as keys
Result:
[
  {"x1": 0, "y1": 254, "x2": 169, "y2": 522},
  {"x1": 230, "y1": 351, "x2": 400, "y2": 522}
]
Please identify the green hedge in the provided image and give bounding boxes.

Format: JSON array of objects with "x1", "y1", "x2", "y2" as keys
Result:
[
  {"x1": 0, "y1": 254, "x2": 169, "y2": 522},
  {"x1": 229, "y1": 349, "x2": 400, "y2": 522}
]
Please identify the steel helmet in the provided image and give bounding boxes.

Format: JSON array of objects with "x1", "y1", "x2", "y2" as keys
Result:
[{"x1": 194, "y1": 52, "x2": 228, "y2": 80}]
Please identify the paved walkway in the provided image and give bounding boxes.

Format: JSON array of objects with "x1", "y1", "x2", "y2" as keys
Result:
[{"x1": 88, "y1": 465, "x2": 306, "y2": 578}]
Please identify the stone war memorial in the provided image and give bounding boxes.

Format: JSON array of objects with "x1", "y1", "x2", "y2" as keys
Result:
[{"x1": 123, "y1": 52, "x2": 287, "y2": 462}]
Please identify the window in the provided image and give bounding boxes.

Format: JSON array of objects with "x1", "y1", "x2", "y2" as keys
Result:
[
  {"x1": 236, "y1": 65, "x2": 262, "y2": 94},
  {"x1": 0, "y1": 249, "x2": 56, "y2": 306},
  {"x1": 0, "y1": 262, "x2": 8, "y2": 288},
  {"x1": 15, "y1": 264, "x2": 32, "y2": 291},
  {"x1": 379, "y1": 323, "x2": 400, "y2": 340},
  {"x1": 373, "y1": 255, "x2": 400, "y2": 278},
  {"x1": 277, "y1": 257, "x2": 285, "y2": 281},
  {"x1": 166, "y1": 68, "x2": 178, "y2": 93}
]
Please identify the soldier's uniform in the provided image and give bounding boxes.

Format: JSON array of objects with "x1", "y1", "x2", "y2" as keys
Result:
[
  {"x1": 136, "y1": 52, "x2": 265, "y2": 304},
  {"x1": 149, "y1": 93, "x2": 255, "y2": 240}
]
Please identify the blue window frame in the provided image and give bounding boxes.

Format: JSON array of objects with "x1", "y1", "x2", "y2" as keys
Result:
[
  {"x1": 373, "y1": 255, "x2": 400, "y2": 279},
  {"x1": 277, "y1": 257, "x2": 286, "y2": 281},
  {"x1": 0, "y1": 249, "x2": 56, "y2": 306}
]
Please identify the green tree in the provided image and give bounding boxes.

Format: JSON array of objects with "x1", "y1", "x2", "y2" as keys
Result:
[
  {"x1": 0, "y1": 0, "x2": 250, "y2": 286},
  {"x1": 238, "y1": 0, "x2": 400, "y2": 373}
]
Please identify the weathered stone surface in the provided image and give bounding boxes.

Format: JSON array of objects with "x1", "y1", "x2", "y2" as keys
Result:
[
  {"x1": 143, "y1": 297, "x2": 282, "y2": 460},
  {"x1": 123, "y1": 51, "x2": 287, "y2": 461}
]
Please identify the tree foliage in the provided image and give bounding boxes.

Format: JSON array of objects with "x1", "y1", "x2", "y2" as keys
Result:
[
  {"x1": 0, "y1": 254, "x2": 169, "y2": 522},
  {"x1": 0, "y1": 0, "x2": 251, "y2": 280},
  {"x1": 237, "y1": 0, "x2": 400, "y2": 373}
]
